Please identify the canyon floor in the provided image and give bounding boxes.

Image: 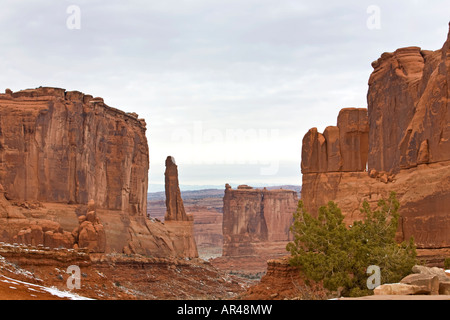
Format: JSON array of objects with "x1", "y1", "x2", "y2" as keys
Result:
[
  {"x1": 1, "y1": 186, "x2": 445, "y2": 301},
  {"x1": 0, "y1": 187, "x2": 298, "y2": 300},
  {"x1": 148, "y1": 186, "x2": 301, "y2": 277},
  {"x1": 0, "y1": 243, "x2": 254, "y2": 300}
]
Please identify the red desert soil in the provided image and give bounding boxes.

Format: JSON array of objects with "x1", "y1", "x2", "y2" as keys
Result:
[
  {"x1": 0, "y1": 275, "x2": 75, "y2": 300},
  {"x1": 0, "y1": 244, "x2": 252, "y2": 300}
]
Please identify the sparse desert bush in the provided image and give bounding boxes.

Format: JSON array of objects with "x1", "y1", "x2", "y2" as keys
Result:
[
  {"x1": 445, "y1": 258, "x2": 450, "y2": 270},
  {"x1": 286, "y1": 192, "x2": 416, "y2": 297}
]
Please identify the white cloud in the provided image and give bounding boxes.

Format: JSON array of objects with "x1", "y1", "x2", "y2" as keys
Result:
[{"x1": 0, "y1": 0, "x2": 448, "y2": 188}]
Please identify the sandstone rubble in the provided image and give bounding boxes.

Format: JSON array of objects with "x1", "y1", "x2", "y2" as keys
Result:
[
  {"x1": 243, "y1": 256, "x2": 329, "y2": 300},
  {"x1": 374, "y1": 265, "x2": 450, "y2": 296}
]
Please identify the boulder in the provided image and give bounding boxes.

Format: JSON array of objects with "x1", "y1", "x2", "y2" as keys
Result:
[
  {"x1": 411, "y1": 265, "x2": 450, "y2": 282},
  {"x1": 411, "y1": 265, "x2": 450, "y2": 295},
  {"x1": 14, "y1": 220, "x2": 76, "y2": 249},
  {"x1": 73, "y1": 200, "x2": 106, "y2": 253},
  {"x1": 374, "y1": 283, "x2": 427, "y2": 295},
  {"x1": 44, "y1": 230, "x2": 74, "y2": 249},
  {"x1": 374, "y1": 265, "x2": 450, "y2": 296},
  {"x1": 439, "y1": 282, "x2": 450, "y2": 295},
  {"x1": 400, "y1": 274, "x2": 439, "y2": 295}
]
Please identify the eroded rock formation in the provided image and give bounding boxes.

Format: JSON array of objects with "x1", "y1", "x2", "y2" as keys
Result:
[
  {"x1": 301, "y1": 23, "x2": 450, "y2": 257},
  {"x1": 301, "y1": 108, "x2": 371, "y2": 222},
  {"x1": 147, "y1": 192, "x2": 223, "y2": 259},
  {"x1": 72, "y1": 200, "x2": 106, "y2": 252},
  {"x1": 368, "y1": 42, "x2": 450, "y2": 173},
  {"x1": 164, "y1": 156, "x2": 190, "y2": 221},
  {"x1": 162, "y1": 156, "x2": 198, "y2": 258},
  {"x1": 0, "y1": 87, "x2": 194, "y2": 258},
  {"x1": 301, "y1": 108, "x2": 369, "y2": 174},
  {"x1": 222, "y1": 184, "x2": 297, "y2": 257},
  {"x1": 0, "y1": 87, "x2": 148, "y2": 214},
  {"x1": 244, "y1": 256, "x2": 328, "y2": 300}
]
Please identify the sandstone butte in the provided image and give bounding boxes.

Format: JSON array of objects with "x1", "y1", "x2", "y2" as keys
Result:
[
  {"x1": 300, "y1": 22, "x2": 450, "y2": 264},
  {"x1": 0, "y1": 86, "x2": 197, "y2": 259},
  {"x1": 211, "y1": 183, "x2": 298, "y2": 274}
]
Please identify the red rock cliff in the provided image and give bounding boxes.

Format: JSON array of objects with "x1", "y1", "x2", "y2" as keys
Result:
[
  {"x1": 368, "y1": 28, "x2": 450, "y2": 173},
  {"x1": 222, "y1": 184, "x2": 297, "y2": 257},
  {"x1": 0, "y1": 87, "x2": 193, "y2": 258},
  {"x1": 301, "y1": 24, "x2": 450, "y2": 254},
  {"x1": 0, "y1": 87, "x2": 148, "y2": 214}
]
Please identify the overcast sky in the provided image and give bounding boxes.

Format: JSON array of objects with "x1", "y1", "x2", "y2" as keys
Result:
[{"x1": 0, "y1": 1, "x2": 448, "y2": 191}]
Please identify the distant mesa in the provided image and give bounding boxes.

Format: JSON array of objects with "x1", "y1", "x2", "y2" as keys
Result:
[
  {"x1": 236, "y1": 184, "x2": 253, "y2": 190},
  {"x1": 222, "y1": 184, "x2": 298, "y2": 257},
  {"x1": 209, "y1": 183, "x2": 298, "y2": 274}
]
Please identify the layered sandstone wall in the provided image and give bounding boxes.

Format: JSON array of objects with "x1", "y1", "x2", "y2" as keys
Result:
[
  {"x1": 0, "y1": 87, "x2": 194, "y2": 258},
  {"x1": 368, "y1": 36, "x2": 450, "y2": 173},
  {"x1": 222, "y1": 184, "x2": 297, "y2": 257},
  {"x1": 300, "y1": 24, "x2": 450, "y2": 252},
  {"x1": 0, "y1": 87, "x2": 148, "y2": 215}
]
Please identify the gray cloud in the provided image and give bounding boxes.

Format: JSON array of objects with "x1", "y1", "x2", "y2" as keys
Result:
[{"x1": 0, "y1": 0, "x2": 448, "y2": 189}]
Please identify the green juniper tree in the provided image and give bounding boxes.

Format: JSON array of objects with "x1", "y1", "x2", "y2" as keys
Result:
[{"x1": 286, "y1": 192, "x2": 416, "y2": 297}]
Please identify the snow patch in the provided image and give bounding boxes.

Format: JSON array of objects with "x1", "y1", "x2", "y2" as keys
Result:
[
  {"x1": 0, "y1": 275, "x2": 93, "y2": 300},
  {"x1": 42, "y1": 286, "x2": 93, "y2": 300}
]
